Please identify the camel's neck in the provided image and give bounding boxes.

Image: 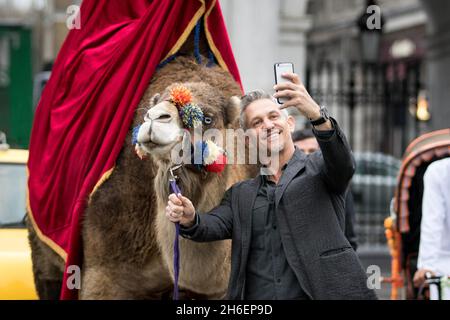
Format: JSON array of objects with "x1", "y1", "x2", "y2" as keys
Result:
[{"x1": 154, "y1": 160, "x2": 180, "y2": 197}]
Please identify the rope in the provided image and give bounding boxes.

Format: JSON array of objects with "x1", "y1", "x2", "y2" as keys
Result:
[
  {"x1": 207, "y1": 49, "x2": 216, "y2": 67},
  {"x1": 194, "y1": 20, "x2": 202, "y2": 64},
  {"x1": 158, "y1": 19, "x2": 216, "y2": 71},
  {"x1": 157, "y1": 53, "x2": 179, "y2": 70},
  {"x1": 169, "y1": 179, "x2": 182, "y2": 300}
]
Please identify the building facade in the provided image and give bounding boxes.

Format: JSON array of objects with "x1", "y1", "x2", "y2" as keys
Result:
[{"x1": 306, "y1": 0, "x2": 428, "y2": 157}]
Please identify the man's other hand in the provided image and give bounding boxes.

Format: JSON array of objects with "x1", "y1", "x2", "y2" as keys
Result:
[{"x1": 166, "y1": 193, "x2": 196, "y2": 227}]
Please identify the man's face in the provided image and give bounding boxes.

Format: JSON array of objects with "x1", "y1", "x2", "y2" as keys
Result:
[
  {"x1": 294, "y1": 137, "x2": 319, "y2": 155},
  {"x1": 244, "y1": 98, "x2": 295, "y2": 155}
]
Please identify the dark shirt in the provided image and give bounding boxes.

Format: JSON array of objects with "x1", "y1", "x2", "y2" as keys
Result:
[{"x1": 244, "y1": 167, "x2": 308, "y2": 300}]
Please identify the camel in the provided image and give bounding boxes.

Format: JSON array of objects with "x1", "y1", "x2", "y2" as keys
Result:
[{"x1": 27, "y1": 53, "x2": 257, "y2": 299}]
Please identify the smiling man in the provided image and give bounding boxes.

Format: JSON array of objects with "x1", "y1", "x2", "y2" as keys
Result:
[{"x1": 166, "y1": 72, "x2": 377, "y2": 300}]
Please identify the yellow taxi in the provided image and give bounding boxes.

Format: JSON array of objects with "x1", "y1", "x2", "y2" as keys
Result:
[{"x1": 0, "y1": 140, "x2": 37, "y2": 299}]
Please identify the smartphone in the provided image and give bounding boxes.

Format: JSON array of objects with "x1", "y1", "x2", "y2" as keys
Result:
[{"x1": 274, "y1": 62, "x2": 294, "y2": 104}]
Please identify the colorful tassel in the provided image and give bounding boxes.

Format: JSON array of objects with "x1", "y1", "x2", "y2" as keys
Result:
[
  {"x1": 193, "y1": 140, "x2": 227, "y2": 174},
  {"x1": 170, "y1": 85, "x2": 204, "y2": 129},
  {"x1": 180, "y1": 103, "x2": 204, "y2": 128},
  {"x1": 205, "y1": 153, "x2": 227, "y2": 173},
  {"x1": 170, "y1": 86, "x2": 192, "y2": 107},
  {"x1": 132, "y1": 125, "x2": 141, "y2": 145}
]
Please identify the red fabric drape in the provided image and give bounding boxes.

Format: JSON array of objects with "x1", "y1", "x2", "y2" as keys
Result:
[{"x1": 27, "y1": 0, "x2": 242, "y2": 299}]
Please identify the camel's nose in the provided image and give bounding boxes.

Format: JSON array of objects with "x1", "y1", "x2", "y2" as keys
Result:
[
  {"x1": 154, "y1": 112, "x2": 172, "y2": 123},
  {"x1": 145, "y1": 109, "x2": 172, "y2": 124},
  {"x1": 138, "y1": 103, "x2": 180, "y2": 146}
]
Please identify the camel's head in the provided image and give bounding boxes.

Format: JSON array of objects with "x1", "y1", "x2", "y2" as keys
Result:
[{"x1": 135, "y1": 82, "x2": 240, "y2": 168}]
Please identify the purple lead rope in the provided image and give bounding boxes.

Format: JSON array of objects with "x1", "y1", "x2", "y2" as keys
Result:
[{"x1": 169, "y1": 179, "x2": 181, "y2": 300}]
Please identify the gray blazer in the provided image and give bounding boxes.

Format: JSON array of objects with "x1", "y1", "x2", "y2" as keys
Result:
[{"x1": 181, "y1": 120, "x2": 377, "y2": 300}]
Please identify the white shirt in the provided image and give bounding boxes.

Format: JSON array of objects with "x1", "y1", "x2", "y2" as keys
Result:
[{"x1": 417, "y1": 158, "x2": 450, "y2": 276}]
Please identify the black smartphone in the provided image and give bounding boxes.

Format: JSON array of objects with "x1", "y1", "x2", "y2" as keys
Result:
[{"x1": 274, "y1": 62, "x2": 294, "y2": 104}]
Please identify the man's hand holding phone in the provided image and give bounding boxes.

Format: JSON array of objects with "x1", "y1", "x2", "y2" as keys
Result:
[{"x1": 273, "y1": 70, "x2": 332, "y2": 130}]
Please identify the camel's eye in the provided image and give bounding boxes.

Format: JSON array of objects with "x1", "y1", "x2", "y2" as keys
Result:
[{"x1": 204, "y1": 116, "x2": 213, "y2": 125}]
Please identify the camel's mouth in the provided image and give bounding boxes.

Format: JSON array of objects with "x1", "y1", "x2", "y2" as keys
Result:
[
  {"x1": 139, "y1": 138, "x2": 180, "y2": 156},
  {"x1": 139, "y1": 140, "x2": 159, "y2": 149}
]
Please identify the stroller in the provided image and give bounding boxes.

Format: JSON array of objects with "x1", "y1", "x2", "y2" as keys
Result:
[{"x1": 384, "y1": 129, "x2": 450, "y2": 300}]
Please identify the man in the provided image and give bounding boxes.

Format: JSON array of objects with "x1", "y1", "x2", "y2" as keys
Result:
[
  {"x1": 166, "y1": 72, "x2": 377, "y2": 300},
  {"x1": 292, "y1": 129, "x2": 318, "y2": 155},
  {"x1": 292, "y1": 128, "x2": 358, "y2": 251},
  {"x1": 414, "y1": 158, "x2": 450, "y2": 288}
]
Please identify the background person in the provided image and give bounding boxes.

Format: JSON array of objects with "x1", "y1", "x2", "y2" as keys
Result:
[{"x1": 414, "y1": 158, "x2": 450, "y2": 289}]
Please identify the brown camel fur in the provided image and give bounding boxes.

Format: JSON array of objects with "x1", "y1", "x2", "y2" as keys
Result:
[{"x1": 27, "y1": 54, "x2": 257, "y2": 299}]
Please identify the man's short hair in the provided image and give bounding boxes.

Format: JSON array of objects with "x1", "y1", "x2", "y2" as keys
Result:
[
  {"x1": 239, "y1": 89, "x2": 287, "y2": 129},
  {"x1": 292, "y1": 128, "x2": 314, "y2": 142}
]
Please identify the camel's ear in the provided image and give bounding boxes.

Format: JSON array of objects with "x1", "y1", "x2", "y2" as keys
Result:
[
  {"x1": 136, "y1": 91, "x2": 161, "y2": 118},
  {"x1": 150, "y1": 93, "x2": 161, "y2": 107},
  {"x1": 225, "y1": 96, "x2": 241, "y2": 128}
]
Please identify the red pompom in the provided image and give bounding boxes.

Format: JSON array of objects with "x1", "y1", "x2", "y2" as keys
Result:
[{"x1": 204, "y1": 153, "x2": 227, "y2": 173}]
